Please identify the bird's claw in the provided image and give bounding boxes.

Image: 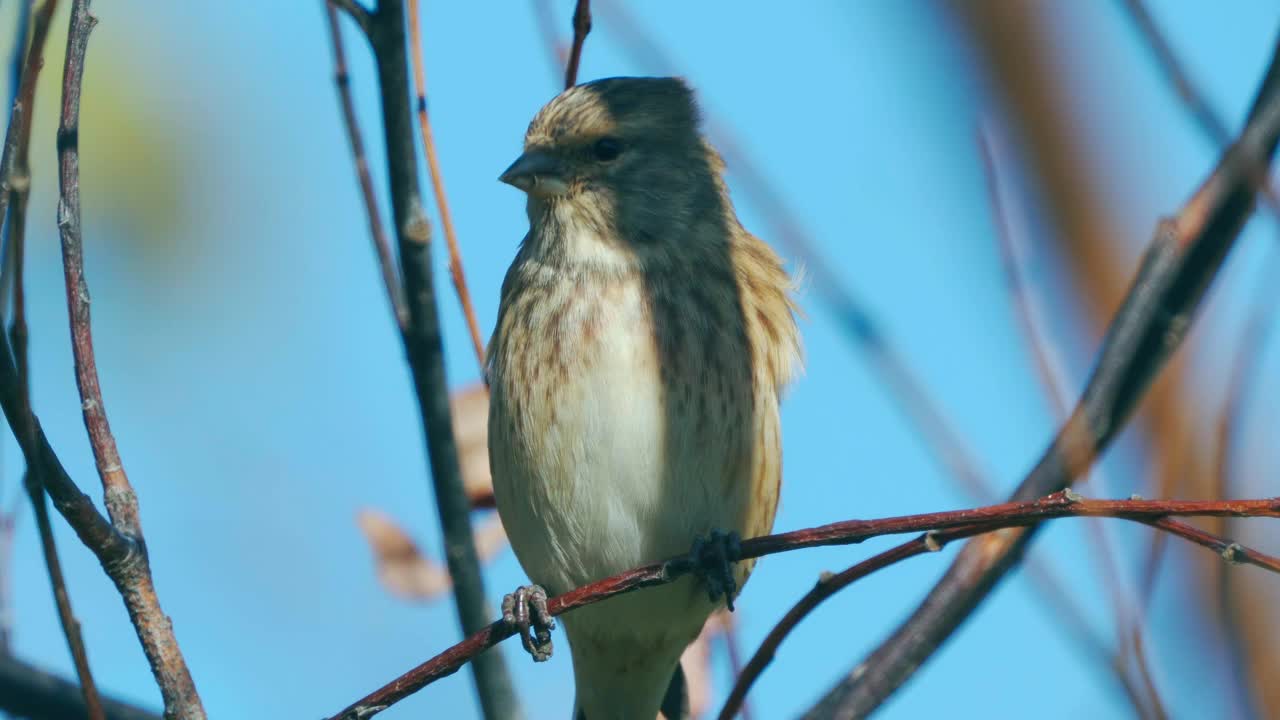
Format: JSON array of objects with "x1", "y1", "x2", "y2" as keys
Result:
[
  {"x1": 502, "y1": 584, "x2": 555, "y2": 662},
  {"x1": 688, "y1": 529, "x2": 742, "y2": 612}
]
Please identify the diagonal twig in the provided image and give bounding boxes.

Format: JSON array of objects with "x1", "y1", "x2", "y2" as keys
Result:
[
  {"x1": 801, "y1": 36, "x2": 1280, "y2": 719},
  {"x1": 1119, "y1": 0, "x2": 1280, "y2": 212},
  {"x1": 323, "y1": 1, "x2": 407, "y2": 331},
  {"x1": 405, "y1": 0, "x2": 487, "y2": 374}
]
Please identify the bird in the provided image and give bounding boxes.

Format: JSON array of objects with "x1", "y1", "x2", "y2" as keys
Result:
[{"x1": 487, "y1": 76, "x2": 800, "y2": 720}]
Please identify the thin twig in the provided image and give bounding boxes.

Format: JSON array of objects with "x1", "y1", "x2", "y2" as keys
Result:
[
  {"x1": 564, "y1": 0, "x2": 591, "y2": 88},
  {"x1": 405, "y1": 0, "x2": 487, "y2": 373},
  {"x1": 719, "y1": 534, "x2": 951, "y2": 720},
  {"x1": 1209, "y1": 249, "x2": 1280, "y2": 718},
  {"x1": 323, "y1": 1, "x2": 407, "y2": 331},
  {"x1": 1119, "y1": 0, "x2": 1280, "y2": 211},
  {"x1": 54, "y1": 3, "x2": 206, "y2": 716},
  {"x1": 1122, "y1": 6, "x2": 1280, "y2": 709},
  {"x1": 803, "y1": 38, "x2": 1280, "y2": 718},
  {"x1": 3, "y1": 1, "x2": 104, "y2": 715},
  {"x1": 24, "y1": 479, "x2": 104, "y2": 720},
  {"x1": 326, "y1": 490, "x2": 1280, "y2": 719},
  {"x1": 979, "y1": 127, "x2": 1166, "y2": 720},
  {"x1": 0, "y1": 652, "x2": 162, "y2": 720},
  {"x1": 330, "y1": 0, "x2": 373, "y2": 36},
  {"x1": 358, "y1": 1, "x2": 518, "y2": 716}
]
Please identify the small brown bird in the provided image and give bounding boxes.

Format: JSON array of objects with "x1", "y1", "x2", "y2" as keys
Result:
[{"x1": 488, "y1": 76, "x2": 800, "y2": 720}]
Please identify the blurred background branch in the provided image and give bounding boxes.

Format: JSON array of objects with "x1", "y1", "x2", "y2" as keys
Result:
[
  {"x1": 804, "y1": 31, "x2": 1280, "y2": 718},
  {"x1": 0, "y1": 652, "x2": 161, "y2": 720}
]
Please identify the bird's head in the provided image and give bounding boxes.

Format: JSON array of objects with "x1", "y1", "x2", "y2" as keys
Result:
[{"x1": 500, "y1": 76, "x2": 727, "y2": 249}]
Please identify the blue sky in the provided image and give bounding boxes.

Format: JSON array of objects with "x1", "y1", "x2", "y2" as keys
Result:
[{"x1": 2, "y1": 2, "x2": 1278, "y2": 718}]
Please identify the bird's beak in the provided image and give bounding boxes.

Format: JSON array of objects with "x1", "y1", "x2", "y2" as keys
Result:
[{"x1": 499, "y1": 150, "x2": 569, "y2": 198}]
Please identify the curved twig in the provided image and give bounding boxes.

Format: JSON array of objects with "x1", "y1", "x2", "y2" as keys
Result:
[{"x1": 54, "y1": 2, "x2": 205, "y2": 716}]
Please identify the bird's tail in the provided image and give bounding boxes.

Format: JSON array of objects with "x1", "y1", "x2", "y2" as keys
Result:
[{"x1": 568, "y1": 633, "x2": 689, "y2": 720}]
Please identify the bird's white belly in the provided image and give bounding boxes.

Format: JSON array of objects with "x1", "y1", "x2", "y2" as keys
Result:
[{"x1": 493, "y1": 279, "x2": 721, "y2": 597}]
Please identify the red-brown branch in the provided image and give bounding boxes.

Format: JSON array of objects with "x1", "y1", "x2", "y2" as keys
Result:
[
  {"x1": 325, "y1": 491, "x2": 1280, "y2": 719},
  {"x1": 406, "y1": 0, "x2": 488, "y2": 375}
]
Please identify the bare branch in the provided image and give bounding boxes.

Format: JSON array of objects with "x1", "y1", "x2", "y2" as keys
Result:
[
  {"x1": 323, "y1": 1, "x2": 407, "y2": 331},
  {"x1": 802, "y1": 36, "x2": 1280, "y2": 718},
  {"x1": 3, "y1": 2, "x2": 104, "y2": 715},
  {"x1": 54, "y1": 2, "x2": 205, "y2": 716},
  {"x1": 326, "y1": 490, "x2": 1280, "y2": 719},
  {"x1": 406, "y1": 0, "x2": 488, "y2": 374},
  {"x1": 564, "y1": 0, "x2": 591, "y2": 88}
]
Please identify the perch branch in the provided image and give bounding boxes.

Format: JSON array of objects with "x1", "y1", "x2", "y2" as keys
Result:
[{"x1": 325, "y1": 490, "x2": 1280, "y2": 719}]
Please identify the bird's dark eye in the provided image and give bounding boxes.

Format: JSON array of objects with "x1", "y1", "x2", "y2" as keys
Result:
[{"x1": 593, "y1": 137, "x2": 623, "y2": 162}]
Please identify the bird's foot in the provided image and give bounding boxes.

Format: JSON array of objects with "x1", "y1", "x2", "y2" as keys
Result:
[
  {"x1": 686, "y1": 529, "x2": 742, "y2": 612},
  {"x1": 501, "y1": 584, "x2": 555, "y2": 662}
]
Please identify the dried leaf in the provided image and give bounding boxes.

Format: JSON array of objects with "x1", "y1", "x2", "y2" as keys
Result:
[
  {"x1": 451, "y1": 382, "x2": 494, "y2": 508},
  {"x1": 357, "y1": 509, "x2": 509, "y2": 603},
  {"x1": 356, "y1": 509, "x2": 451, "y2": 601}
]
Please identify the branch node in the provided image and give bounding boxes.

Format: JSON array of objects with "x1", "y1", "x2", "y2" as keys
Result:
[
  {"x1": 1221, "y1": 542, "x2": 1244, "y2": 565},
  {"x1": 404, "y1": 199, "x2": 431, "y2": 246},
  {"x1": 923, "y1": 530, "x2": 943, "y2": 553}
]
